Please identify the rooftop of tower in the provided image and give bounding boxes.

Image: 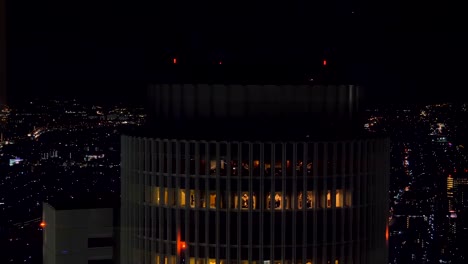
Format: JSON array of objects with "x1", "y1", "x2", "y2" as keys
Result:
[
  {"x1": 149, "y1": 61, "x2": 357, "y2": 86},
  {"x1": 132, "y1": 62, "x2": 372, "y2": 141}
]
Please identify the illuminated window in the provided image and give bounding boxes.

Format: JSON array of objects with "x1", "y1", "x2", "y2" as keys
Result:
[
  {"x1": 234, "y1": 192, "x2": 256, "y2": 209},
  {"x1": 180, "y1": 190, "x2": 186, "y2": 206},
  {"x1": 327, "y1": 190, "x2": 332, "y2": 208},
  {"x1": 163, "y1": 188, "x2": 171, "y2": 206},
  {"x1": 209, "y1": 193, "x2": 216, "y2": 208},
  {"x1": 336, "y1": 189, "x2": 343, "y2": 207},
  {"x1": 297, "y1": 192, "x2": 303, "y2": 209},
  {"x1": 306, "y1": 191, "x2": 315, "y2": 208},
  {"x1": 274, "y1": 193, "x2": 282, "y2": 209},
  {"x1": 152, "y1": 187, "x2": 160, "y2": 205},
  {"x1": 210, "y1": 160, "x2": 217, "y2": 170},
  {"x1": 190, "y1": 191, "x2": 196, "y2": 208},
  {"x1": 179, "y1": 190, "x2": 195, "y2": 207},
  {"x1": 155, "y1": 255, "x2": 176, "y2": 264},
  {"x1": 241, "y1": 193, "x2": 249, "y2": 209},
  {"x1": 266, "y1": 193, "x2": 283, "y2": 209},
  {"x1": 253, "y1": 160, "x2": 260, "y2": 168},
  {"x1": 159, "y1": 188, "x2": 176, "y2": 205},
  {"x1": 345, "y1": 190, "x2": 352, "y2": 207}
]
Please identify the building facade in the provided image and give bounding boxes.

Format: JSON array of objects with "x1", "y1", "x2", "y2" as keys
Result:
[
  {"x1": 120, "y1": 84, "x2": 389, "y2": 264},
  {"x1": 42, "y1": 202, "x2": 115, "y2": 264}
]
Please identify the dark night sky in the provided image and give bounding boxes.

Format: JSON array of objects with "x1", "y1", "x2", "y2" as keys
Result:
[{"x1": 5, "y1": 0, "x2": 468, "y2": 104}]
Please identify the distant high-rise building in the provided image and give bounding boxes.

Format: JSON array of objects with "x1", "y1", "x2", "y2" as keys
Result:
[
  {"x1": 454, "y1": 177, "x2": 468, "y2": 208},
  {"x1": 447, "y1": 175, "x2": 455, "y2": 211},
  {"x1": 0, "y1": 0, "x2": 6, "y2": 105},
  {"x1": 120, "y1": 67, "x2": 390, "y2": 264},
  {"x1": 42, "y1": 201, "x2": 116, "y2": 264}
]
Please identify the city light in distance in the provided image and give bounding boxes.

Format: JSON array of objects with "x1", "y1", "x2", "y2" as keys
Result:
[{"x1": 40, "y1": 221, "x2": 46, "y2": 228}]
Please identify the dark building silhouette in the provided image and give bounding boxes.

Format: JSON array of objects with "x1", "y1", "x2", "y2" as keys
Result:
[
  {"x1": 120, "y1": 65, "x2": 390, "y2": 264},
  {"x1": 0, "y1": 0, "x2": 6, "y2": 105}
]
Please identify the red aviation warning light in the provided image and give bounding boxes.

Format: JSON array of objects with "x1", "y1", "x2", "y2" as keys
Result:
[
  {"x1": 178, "y1": 240, "x2": 187, "y2": 254},
  {"x1": 219, "y1": 61, "x2": 222, "y2": 65},
  {"x1": 179, "y1": 241, "x2": 187, "y2": 263},
  {"x1": 323, "y1": 59, "x2": 327, "y2": 66},
  {"x1": 177, "y1": 230, "x2": 186, "y2": 255},
  {"x1": 386, "y1": 225, "x2": 389, "y2": 241},
  {"x1": 173, "y1": 58, "x2": 177, "y2": 64}
]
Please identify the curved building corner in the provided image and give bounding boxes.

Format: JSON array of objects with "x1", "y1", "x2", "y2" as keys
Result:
[{"x1": 120, "y1": 83, "x2": 389, "y2": 264}]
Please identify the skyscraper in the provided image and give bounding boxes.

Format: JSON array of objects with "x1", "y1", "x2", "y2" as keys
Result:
[{"x1": 120, "y1": 67, "x2": 390, "y2": 264}]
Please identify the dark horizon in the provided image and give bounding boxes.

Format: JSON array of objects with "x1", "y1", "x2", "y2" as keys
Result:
[
  {"x1": 4, "y1": 1, "x2": 468, "y2": 105},
  {"x1": 0, "y1": 0, "x2": 6, "y2": 105}
]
